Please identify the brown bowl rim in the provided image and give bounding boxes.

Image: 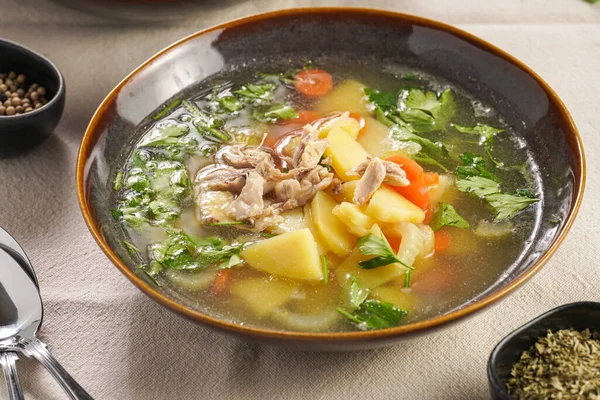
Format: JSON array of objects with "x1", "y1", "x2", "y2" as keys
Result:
[{"x1": 76, "y1": 7, "x2": 586, "y2": 343}]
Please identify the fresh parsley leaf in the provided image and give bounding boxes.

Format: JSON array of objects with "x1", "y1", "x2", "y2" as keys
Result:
[
  {"x1": 123, "y1": 240, "x2": 141, "y2": 256},
  {"x1": 113, "y1": 171, "x2": 123, "y2": 191},
  {"x1": 404, "y1": 271, "x2": 411, "y2": 288},
  {"x1": 486, "y1": 192, "x2": 539, "y2": 220},
  {"x1": 137, "y1": 262, "x2": 163, "y2": 287},
  {"x1": 457, "y1": 152, "x2": 498, "y2": 181},
  {"x1": 357, "y1": 234, "x2": 413, "y2": 270},
  {"x1": 364, "y1": 87, "x2": 397, "y2": 109},
  {"x1": 149, "y1": 228, "x2": 243, "y2": 271},
  {"x1": 207, "y1": 221, "x2": 246, "y2": 227},
  {"x1": 411, "y1": 152, "x2": 448, "y2": 172},
  {"x1": 337, "y1": 300, "x2": 408, "y2": 330},
  {"x1": 321, "y1": 256, "x2": 329, "y2": 285},
  {"x1": 454, "y1": 124, "x2": 503, "y2": 141},
  {"x1": 430, "y1": 203, "x2": 470, "y2": 231},
  {"x1": 455, "y1": 124, "x2": 504, "y2": 167},
  {"x1": 233, "y1": 82, "x2": 276, "y2": 102},
  {"x1": 182, "y1": 100, "x2": 230, "y2": 143},
  {"x1": 215, "y1": 95, "x2": 244, "y2": 113},
  {"x1": 251, "y1": 103, "x2": 298, "y2": 123},
  {"x1": 139, "y1": 124, "x2": 191, "y2": 148},
  {"x1": 348, "y1": 275, "x2": 370, "y2": 308},
  {"x1": 153, "y1": 99, "x2": 181, "y2": 121},
  {"x1": 354, "y1": 300, "x2": 408, "y2": 330},
  {"x1": 398, "y1": 89, "x2": 456, "y2": 132},
  {"x1": 403, "y1": 89, "x2": 441, "y2": 116},
  {"x1": 455, "y1": 176, "x2": 500, "y2": 197},
  {"x1": 390, "y1": 124, "x2": 448, "y2": 161}
]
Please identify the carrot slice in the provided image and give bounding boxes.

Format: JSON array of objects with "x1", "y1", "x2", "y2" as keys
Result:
[
  {"x1": 423, "y1": 172, "x2": 439, "y2": 186},
  {"x1": 278, "y1": 110, "x2": 320, "y2": 125},
  {"x1": 423, "y1": 207, "x2": 435, "y2": 225},
  {"x1": 385, "y1": 155, "x2": 430, "y2": 211},
  {"x1": 434, "y1": 230, "x2": 452, "y2": 251},
  {"x1": 212, "y1": 269, "x2": 233, "y2": 295},
  {"x1": 411, "y1": 265, "x2": 454, "y2": 294},
  {"x1": 294, "y1": 69, "x2": 333, "y2": 97},
  {"x1": 386, "y1": 235, "x2": 402, "y2": 253},
  {"x1": 349, "y1": 112, "x2": 366, "y2": 134}
]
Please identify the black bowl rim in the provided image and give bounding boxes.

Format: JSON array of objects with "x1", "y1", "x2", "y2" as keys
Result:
[
  {"x1": 487, "y1": 301, "x2": 600, "y2": 398},
  {"x1": 77, "y1": 7, "x2": 586, "y2": 343},
  {"x1": 0, "y1": 38, "x2": 65, "y2": 120}
]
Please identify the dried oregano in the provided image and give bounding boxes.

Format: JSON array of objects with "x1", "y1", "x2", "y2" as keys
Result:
[{"x1": 507, "y1": 329, "x2": 600, "y2": 400}]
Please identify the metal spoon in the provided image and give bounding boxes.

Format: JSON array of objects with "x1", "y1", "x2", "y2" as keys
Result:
[
  {"x1": 0, "y1": 227, "x2": 37, "y2": 286},
  {"x1": 0, "y1": 227, "x2": 39, "y2": 400},
  {"x1": 0, "y1": 250, "x2": 93, "y2": 399}
]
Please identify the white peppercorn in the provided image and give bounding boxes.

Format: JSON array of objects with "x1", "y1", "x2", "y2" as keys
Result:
[{"x1": 0, "y1": 71, "x2": 49, "y2": 115}]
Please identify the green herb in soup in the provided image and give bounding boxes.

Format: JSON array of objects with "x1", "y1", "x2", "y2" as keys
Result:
[{"x1": 113, "y1": 66, "x2": 540, "y2": 332}]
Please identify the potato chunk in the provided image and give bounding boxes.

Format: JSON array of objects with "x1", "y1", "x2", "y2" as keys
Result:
[
  {"x1": 373, "y1": 286, "x2": 415, "y2": 313},
  {"x1": 365, "y1": 186, "x2": 425, "y2": 224},
  {"x1": 325, "y1": 128, "x2": 371, "y2": 181},
  {"x1": 241, "y1": 228, "x2": 323, "y2": 281},
  {"x1": 341, "y1": 181, "x2": 358, "y2": 202},
  {"x1": 318, "y1": 115, "x2": 361, "y2": 139},
  {"x1": 357, "y1": 116, "x2": 392, "y2": 157},
  {"x1": 311, "y1": 191, "x2": 356, "y2": 257},
  {"x1": 332, "y1": 202, "x2": 376, "y2": 237},
  {"x1": 335, "y1": 225, "x2": 408, "y2": 289},
  {"x1": 230, "y1": 278, "x2": 296, "y2": 317},
  {"x1": 315, "y1": 80, "x2": 369, "y2": 115}
]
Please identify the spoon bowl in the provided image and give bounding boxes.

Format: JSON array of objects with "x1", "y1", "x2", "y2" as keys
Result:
[{"x1": 0, "y1": 247, "x2": 93, "y2": 399}]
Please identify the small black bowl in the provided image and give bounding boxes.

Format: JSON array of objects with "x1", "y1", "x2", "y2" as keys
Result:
[
  {"x1": 0, "y1": 38, "x2": 65, "y2": 158},
  {"x1": 488, "y1": 302, "x2": 600, "y2": 399}
]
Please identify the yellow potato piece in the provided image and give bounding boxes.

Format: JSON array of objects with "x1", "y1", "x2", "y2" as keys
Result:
[
  {"x1": 325, "y1": 128, "x2": 371, "y2": 181},
  {"x1": 373, "y1": 286, "x2": 415, "y2": 313},
  {"x1": 342, "y1": 181, "x2": 358, "y2": 202},
  {"x1": 357, "y1": 116, "x2": 392, "y2": 157},
  {"x1": 332, "y1": 202, "x2": 376, "y2": 237},
  {"x1": 318, "y1": 116, "x2": 361, "y2": 139},
  {"x1": 241, "y1": 228, "x2": 323, "y2": 281},
  {"x1": 315, "y1": 80, "x2": 370, "y2": 115},
  {"x1": 311, "y1": 191, "x2": 356, "y2": 257},
  {"x1": 303, "y1": 205, "x2": 328, "y2": 255},
  {"x1": 365, "y1": 186, "x2": 425, "y2": 224},
  {"x1": 269, "y1": 208, "x2": 307, "y2": 234},
  {"x1": 335, "y1": 225, "x2": 407, "y2": 289},
  {"x1": 230, "y1": 278, "x2": 296, "y2": 317}
]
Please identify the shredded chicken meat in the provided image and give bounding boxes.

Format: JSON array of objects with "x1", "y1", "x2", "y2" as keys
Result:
[
  {"x1": 193, "y1": 123, "x2": 333, "y2": 231},
  {"x1": 351, "y1": 157, "x2": 410, "y2": 206}
]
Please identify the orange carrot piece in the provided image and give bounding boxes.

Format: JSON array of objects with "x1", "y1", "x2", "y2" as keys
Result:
[
  {"x1": 385, "y1": 155, "x2": 430, "y2": 211},
  {"x1": 423, "y1": 172, "x2": 439, "y2": 186},
  {"x1": 386, "y1": 235, "x2": 402, "y2": 253},
  {"x1": 212, "y1": 269, "x2": 233, "y2": 295},
  {"x1": 434, "y1": 230, "x2": 452, "y2": 251},
  {"x1": 294, "y1": 69, "x2": 333, "y2": 97}
]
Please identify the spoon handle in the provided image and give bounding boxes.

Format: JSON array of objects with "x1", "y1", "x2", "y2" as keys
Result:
[
  {"x1": 0, "y1": 352, "x2": 25, "y2": 400},
  {"x1": 21, "y1": 339, "x2": 93, "y2": 400}
]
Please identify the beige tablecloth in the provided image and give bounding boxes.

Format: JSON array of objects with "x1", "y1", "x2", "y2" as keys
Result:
[{"x1": 0, "y1": 0, "x2": 599, "y2": 398}]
